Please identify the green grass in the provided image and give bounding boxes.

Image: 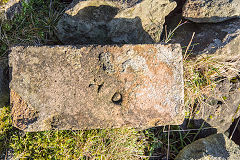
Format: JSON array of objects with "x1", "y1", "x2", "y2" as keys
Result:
[
  {"x1": 0, "y1": 107, "x2": 149, "y2": 159},
  {"x1": 0, "y1": 0, "x2": 65, "y2": 58},
  {"x1": 10, "y1": 129, "x2": 147, "y2": 159},
  {"x1": 0, "y1": 106, "x2": 14, "y2": 154}
]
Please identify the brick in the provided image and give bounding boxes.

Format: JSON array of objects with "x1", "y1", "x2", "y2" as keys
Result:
[{"x1": 9, "y1": 44, "x2": 184, "y2": 131}]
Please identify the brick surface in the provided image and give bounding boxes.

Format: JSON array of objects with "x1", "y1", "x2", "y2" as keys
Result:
[{"x1": 9, "y1": 44, "x2": 184, "y2": 131}]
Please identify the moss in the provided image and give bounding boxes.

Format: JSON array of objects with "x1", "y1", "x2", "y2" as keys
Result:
[
  {"x1": 1, "y1": 106, "x2": 148, "y2": 159},
  {"x1": 0, "y1": 106, "x2": 13, "y2": 155},
  {"x1": 10, "y1": 128, "x2": 148, "y2": 159}
]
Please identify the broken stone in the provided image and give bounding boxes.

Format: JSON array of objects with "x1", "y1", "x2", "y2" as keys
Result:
[
  {"x1": 109, "y1": 0, "x2": 176, "y2": 43},
  {"x1": 9, "y1": 44, "x2": 184, "y2": 131},
  {"x1": 166, "y1": 17, "x2": 240, "y2": 56},
  {"x1": 10, "y1": 90, "x2": 38, "y2": 130},
  {"x1": 56, "y1": 0, "x2": 176, "y2": 44},
  {"x1": 183, "y1": 0, "x2": 240, "y2": 23},
  {"x1": 164, "y1": 11, "x2": 240, "y2": 133},
  {"x1": 57, "y1": 0, "x2": 120, "y2": 45},
  {"x1": 0, "y1": 0, "x2": 22, "y2": 20},
  {"x1": 194, "y1": 77, "x2": 240, "y2": 133},
  {"x1": 175, "y1": 134, "x2": 240, "y2": 160}
]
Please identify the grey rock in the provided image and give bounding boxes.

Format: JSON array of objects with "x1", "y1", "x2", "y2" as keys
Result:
[
  {"x1": 9, "y1": 44, "x2": 184, "y2": 131},
  {"x1": 191, "y1": 20, "x2": 240, "y2": 133},
  {"x1": 107, "y1": 17, "x2": 154, "y2": 44},
  {"x1": 165, "y1": 16, "x2": 240, "y2": 133},
  {"x1": 195, "y1": 78, "x2": 240, "y2": 133},
  {"x1": 111, "y1": 0, "x2": 176, "y2": 43},
  {"x1": 175, "y1": 134, "x2": 240, "y2": 160},
  {"x1": 183, "y1": 0, "x2": 240, "y2": 23},
  {"x1": 0, "y1": 0, "x2": 22, "y2": 20},
  {"x1": 167, "y1": 16, "x2": 240, "y2": 56},
  {"x1": 56, "y1": 0, "x2": 176, "y2": 44},
  {"x1": 57, "y1": 0, "x2": 120, "y2": 44},
  {"x1": 0, "y1": 59, "x2": 9, "y2": 107}
]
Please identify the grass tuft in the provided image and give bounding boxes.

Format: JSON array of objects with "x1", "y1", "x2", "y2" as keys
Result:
[{"x1": 0, "y1": 0, "x2": 66, "y2": 58}]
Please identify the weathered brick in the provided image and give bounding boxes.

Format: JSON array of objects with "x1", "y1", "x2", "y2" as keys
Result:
[{"x1": 9, "y1": 44, "x2": 184, "y2": 131}]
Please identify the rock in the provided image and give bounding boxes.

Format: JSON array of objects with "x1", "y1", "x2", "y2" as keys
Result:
[
  {"x1": 183, "y1": 0, "x2": 240, "y2": 23},
  {"x1": 107, "y1": 16, "x2": 154, "y2": 44},
  {"x1": 56, "y1": 0, "x2": 176, "y2": 44},
  {"x1": 175, "y1": 134, "x2": 240, "y2": 160},
  {"x1": 0, "y1": 59, "x2": 9, "y2": 107},
  {"x1": 57, "y1": 0, "x2": 120, "y2": 44},
  {"x1": 110, "y1": 0, "x2": 177, "y2": 43},
  {"x1": 166, "y1": 0, "x2": 187, "y2": 17},
  {"x1": 9, "y1": 44, "x2": 184, "y2": 131},
  {"x1": 166, "y1": 16, "x2": 240, "y2": 56},
  {"x1": 165, "y1": 16, "x2": 240, "y2": 133},
  {"x1": 0, "y1": 0, "x2": 22, "y2": 20},
  {"x1": 166, "y1": 15, "x2": 240, "y2": 76},
  {"x1": 195, "y1": 77, "x2": 240, "y2": 133}
]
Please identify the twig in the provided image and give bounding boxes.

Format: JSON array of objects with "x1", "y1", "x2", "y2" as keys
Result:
[
  {"x1": 133, "y1": 154, "x2": 161, "y2": 158},
  {"x1": 184, "y1": 32, "x2": 195, "y2": 60},
  {"x1": 163, "y1": 126, "x2": 214, "y2": 133},
  {"x1": 167, "y1": 125, "x2": 170, "y2": 160},
  {"x1": 230, "y1": 117, "x2": 240, "y2": 140},
  {"x1": 5, "y1": 148, "x2": 7, "y2": 160}
]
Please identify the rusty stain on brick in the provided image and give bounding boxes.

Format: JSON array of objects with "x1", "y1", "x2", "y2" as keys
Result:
[{"x1": 10, "y1": 90, "x2": 38, "y2": 130}]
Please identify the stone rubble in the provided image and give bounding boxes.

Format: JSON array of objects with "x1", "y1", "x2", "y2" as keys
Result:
[
  {"x1": 57, "y1": 0, "x2": 176, "y2": 44},
  {"x1": 175, "y1": 134, "x2": 240, "y2": 160}
]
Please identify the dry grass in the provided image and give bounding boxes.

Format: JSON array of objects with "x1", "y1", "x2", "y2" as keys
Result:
[{"x1": 184, "y1": 53, "x2": 240, "y2": 119}]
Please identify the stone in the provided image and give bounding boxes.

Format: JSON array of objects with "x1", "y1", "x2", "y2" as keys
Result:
[
  {"x1": 165, "y1": 16, "x2": 240, "y2": 133},
  {"x1": 166, "y1": 16, "x2": 240, "y2": 56},
  {"x1": 175, "y1": 134, "x2": 240, "y2": 160},
  {"x1": 109, "y1": 0, "x2": 176, "y2": 43},
  {"x1": 0, "y1": 59, "x2": 9, "y2": 107},
  {"x1": 194, "y1": 77, "x2": 240, "y2": 133},
  {"x1": 183, "y1": 0, "x2": 240, "y2": 23},
  {"x1": 107, "y1": 16, "x2": 154, "y2": 44},
  {"x1": 0, "y1": 0, "x2": 22, "y2": 20},
  {"x1": 57, "y1": 0, "x2": 120, "y2": 45},
  {"x1": 56, "y1": 0, "x2": 176, "y2": 44},
  {"x1": 9, "y1": 44, "x2": 184, "y2": 131}
]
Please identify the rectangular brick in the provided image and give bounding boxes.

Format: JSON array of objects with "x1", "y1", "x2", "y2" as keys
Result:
[{"x1": 9, "y1": 44, "x2": 184, "y2": 131}]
